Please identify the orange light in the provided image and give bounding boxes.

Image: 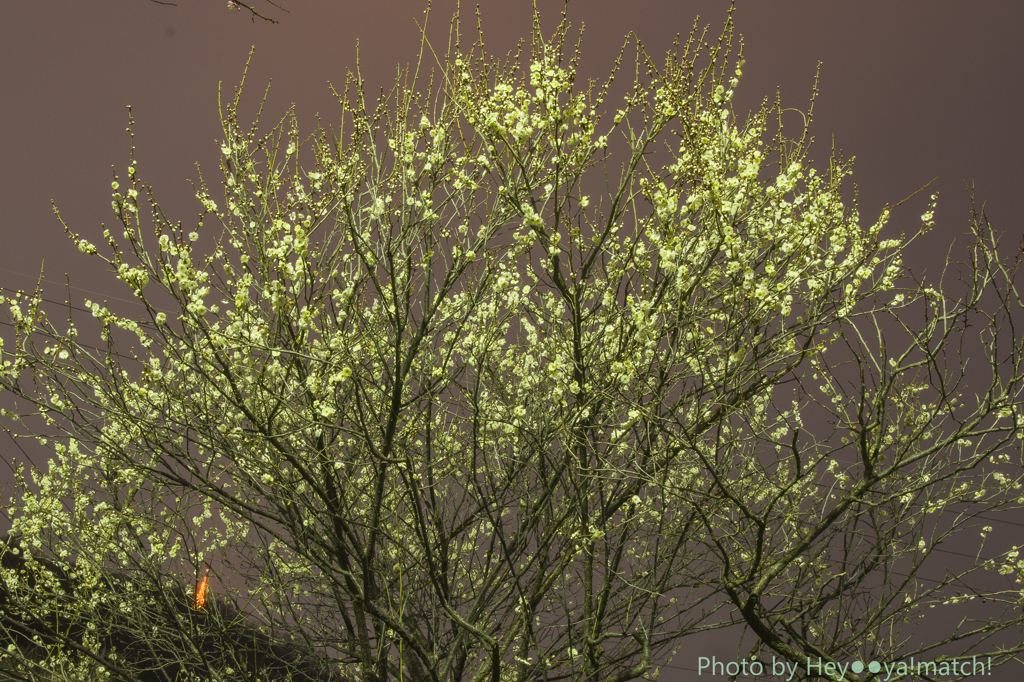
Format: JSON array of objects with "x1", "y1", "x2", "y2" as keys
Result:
[{"x1": 194, "y1": 570, "x2": 209, "y2": 610}]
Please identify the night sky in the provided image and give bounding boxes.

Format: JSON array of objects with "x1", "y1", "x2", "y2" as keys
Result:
[{"x1": 2, "y1": 1, "x2": 1023, "y2": 679}]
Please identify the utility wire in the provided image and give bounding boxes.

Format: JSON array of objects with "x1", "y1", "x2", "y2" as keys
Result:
[{"x1": 0, "y1": 265, "x2": 160, "y2": 311}]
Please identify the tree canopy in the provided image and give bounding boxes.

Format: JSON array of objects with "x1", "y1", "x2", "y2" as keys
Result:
[
  {"x1": 146, "y1": 0, "x2": 286, "y2": 24},
  {"x1": 2, "y1": 5, "x2": 1024, "y2": 681}
]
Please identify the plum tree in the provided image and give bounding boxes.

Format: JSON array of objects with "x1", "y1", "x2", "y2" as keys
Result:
[{"x1": 2, "y1": 4, "x2": 1024, "y2": 681}]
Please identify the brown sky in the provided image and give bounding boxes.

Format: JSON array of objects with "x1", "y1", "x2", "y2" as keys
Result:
[{"x1": 1, "y1": 1, "x2": 1023, "y2": 679}]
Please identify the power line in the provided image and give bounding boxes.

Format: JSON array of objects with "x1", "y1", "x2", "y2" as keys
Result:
[
  {"x1": 0, "y1": 316, "x2": 144, "y2": 364},
  {"x1": 0, "y1": 265, "x2": 158, "y2": 311}
]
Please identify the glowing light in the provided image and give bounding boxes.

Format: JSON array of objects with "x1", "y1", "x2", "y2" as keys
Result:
[{"x1": 194, "y1": 570, "x2": 209, "y2": 610}]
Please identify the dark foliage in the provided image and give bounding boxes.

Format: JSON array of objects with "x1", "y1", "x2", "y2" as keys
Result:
[{"x1": 0, "y1": 534, "x2": 346, "y2": 682}]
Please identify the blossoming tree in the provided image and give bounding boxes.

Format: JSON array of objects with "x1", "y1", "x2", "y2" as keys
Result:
[{"x1": 2, "y1": 5, "x2": 1024, "y2": 681}]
